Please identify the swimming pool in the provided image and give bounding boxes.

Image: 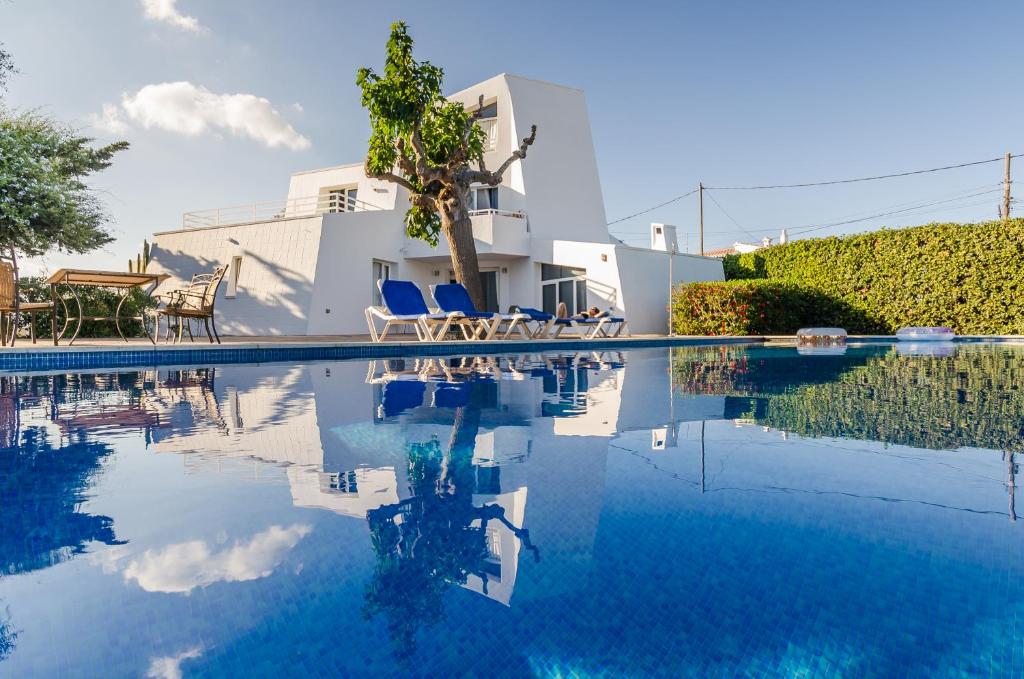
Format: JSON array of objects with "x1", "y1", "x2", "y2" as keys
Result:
[{"x1": 0, "y1": 343, "x2": 1020, "y2": 677}]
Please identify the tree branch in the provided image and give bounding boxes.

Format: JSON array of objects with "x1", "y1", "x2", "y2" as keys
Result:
[
  {"x1": 487, "y1": 125, "x2": 537, "y2": 184},
  {"x1": 395, "y1": 138, "x2": 417, "y2": 177},
  {"x1": 410, "y1": 123, "x2": 444, "y2": 183},
  {"x1": 365, "y1": 161, "x2": 417, "y2": 193},
  {"x1": 409, "y1": 193, "x2": 437, "y2": 210}
]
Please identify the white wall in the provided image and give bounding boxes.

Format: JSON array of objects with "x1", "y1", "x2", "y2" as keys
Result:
[
  {"x1": 306, "y1": 210, "x2": 410, "y2": 335},
  {"x1": 613, "y1": 245, "x2": 724, "y2": 334},
  {"x1": 150, "y1": 216, "x2": 324, "y2": 336},
  {"x1": 286, "y1": 163, "x2": 400, "y2": 211},
  {"x1": 449, "y1": 75, "x2": 610, "y2": 244}
]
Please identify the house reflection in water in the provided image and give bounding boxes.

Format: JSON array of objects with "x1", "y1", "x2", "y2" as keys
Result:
[{"x1": 148, "y1": 351, "x2": 715, "y2": 615}]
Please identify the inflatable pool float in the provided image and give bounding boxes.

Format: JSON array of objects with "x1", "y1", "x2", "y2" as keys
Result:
[
  {"x1": 895, "y1": 326, "x2": 955, "y2": 342},
  {"x1": 796, "y1": 327, "x2": 847, "y2": 346},
  {"x1": 797, "y1": 345, "x2": 848, "y2": 356},
  {"x1": 895, "y1": 341, "x2": 956, "y2": 357}
]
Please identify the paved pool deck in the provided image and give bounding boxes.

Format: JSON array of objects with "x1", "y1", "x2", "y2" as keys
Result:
[{"x1": 0, "y1": 333, "x2": 1020, "y2": 372}]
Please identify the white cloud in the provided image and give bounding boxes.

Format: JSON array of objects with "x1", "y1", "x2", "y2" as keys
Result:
[
  {"x1": 105, "y1": 81, "x2": 311, "y2": 150},
  {"x1": 141, "y1": 0, "x2": 205, "y2": 33},
  {"x1": 87, "y1": 103, "x2": 130, "y2": 135},
  {"x1": 291, "y1": 102, "x2": 304, "y2": 114},
  {"x1": 122, "y1": 524, "x2": 312, "y2": 594},
  {"x1": 146, "y1": 646, "x2": 203, "y2": 679}
]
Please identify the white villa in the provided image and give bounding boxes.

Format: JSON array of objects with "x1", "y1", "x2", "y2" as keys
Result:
[{"x1": 150, "y1": 74, "x2": 723, "y2": 336}]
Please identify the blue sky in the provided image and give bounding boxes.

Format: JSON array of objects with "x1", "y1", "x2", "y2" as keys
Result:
[{"x1": 3, "y1": 0, "x2": 1022, "y2": 272}]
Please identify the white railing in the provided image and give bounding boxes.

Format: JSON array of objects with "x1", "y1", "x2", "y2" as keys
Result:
[
  {"x1": 469, "y1": 209, "x2": 525, "y2": 219},
  {"x1": 470, "y1": 208, "x2": 529, "y2": 233},
  {"x1": 181, "y1": 194, "x2": 385, "y2": 230}
]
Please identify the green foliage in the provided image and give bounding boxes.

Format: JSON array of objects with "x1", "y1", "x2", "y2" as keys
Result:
[
  {"x1": 0, "y1": 43, "x2": 14, "y2": 95},
  {"x1": 721, "y1": 253, "x2": 764, "y2": 280},
  {"x1": 0, "y1": 112, "x2": 128, "y2": 257},
  {"x1": 357, "y1": 22, "x2": 485, "y2": 246},
  {"x1": 671, "y1": 280, "x2": 870, "y2": 335},
  {"x1": 718, "y1": 219, "x2": 1024, "y2": 334},
  {"x1": 671, "y1": 344, "x2": 1024, "y2": 452}
]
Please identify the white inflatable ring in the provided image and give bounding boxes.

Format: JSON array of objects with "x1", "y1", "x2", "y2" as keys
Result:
[{"x1": 895, "y1": 326, "x2": 955, "y2": 342}]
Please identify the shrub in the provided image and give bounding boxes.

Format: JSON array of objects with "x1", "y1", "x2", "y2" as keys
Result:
[
  {"x1": 670, "y1": 280, "x2": 867, "y2": 335},
  {"x1": 724, "y1": 219, "x2": 1024, "y2": 334}
]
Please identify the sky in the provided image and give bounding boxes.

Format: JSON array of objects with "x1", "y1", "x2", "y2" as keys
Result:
[{"x1": 3, "y1": 0, "x2": 1023, "y2": 273}]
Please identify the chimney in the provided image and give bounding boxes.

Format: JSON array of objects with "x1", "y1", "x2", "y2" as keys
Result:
[{"x1": 780, "y1": 229, "x2": 789, "y2": 245}]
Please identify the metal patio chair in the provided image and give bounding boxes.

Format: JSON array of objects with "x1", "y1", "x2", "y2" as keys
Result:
[{"x1": 151, "y1": 265, "x2": 228, "y2": 344}]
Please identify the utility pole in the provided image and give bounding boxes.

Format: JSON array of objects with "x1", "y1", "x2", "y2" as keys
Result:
[
  {"x1": 698, "y1": 182, "x2": 705, "y2": 256},
  {"x1": 1003, "y1": 152, "x2": 1013, "y2": 221}
]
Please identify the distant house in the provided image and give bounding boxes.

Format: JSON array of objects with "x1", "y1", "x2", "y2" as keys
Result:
[
  {"x1": 149, "y1": 74, "x2": 724, "y2": 336},
  {"x1": 704, "y1": 231, "x2": 788, "y2": 258}
]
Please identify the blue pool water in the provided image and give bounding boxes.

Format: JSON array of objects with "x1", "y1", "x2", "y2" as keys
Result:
[{"x1": 0, "y1": 343, "x2": 1021, "y2": 677}]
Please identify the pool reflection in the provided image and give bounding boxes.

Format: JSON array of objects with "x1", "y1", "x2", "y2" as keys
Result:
[{"x1": 0, "y1": 344, "x2": 1021, "y2": 676}]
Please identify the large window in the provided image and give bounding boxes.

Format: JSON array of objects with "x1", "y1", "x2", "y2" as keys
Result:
[
  {"x1": 372, "y1": 260, "x2": 393, "y2": 306},
  {"x1": 468, "y1": 186, "x2": 499, "y2": 212},
  {"x1": 323, "y1": 186, "x2": 358, "y2": 213},
  {"x1": 541, "y1": 264, "x2": 587, "y2": 316}
]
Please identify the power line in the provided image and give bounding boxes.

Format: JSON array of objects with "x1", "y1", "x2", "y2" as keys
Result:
[
  {"x1": 703, "y1": 189, "x2": 758, "y2": 241},
  {"x1": 705, "y1": 154, "x2": 1020, "y2": 191},
  {"x1": 606, "y1": 188, "x2": 697, "y2": 226},
  {"x1": 607, "y1": 153, "x2": 1020, "y2": 229},
  {"x1": 787, "y1": 187, "x2": 1004, "y2": 235}
]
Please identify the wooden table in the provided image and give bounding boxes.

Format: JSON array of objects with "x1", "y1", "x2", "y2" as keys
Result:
[{"x1": 46, "y1": 269, "x2": 169, "y2": 345}]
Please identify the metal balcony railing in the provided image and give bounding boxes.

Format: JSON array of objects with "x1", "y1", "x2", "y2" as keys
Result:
[{"x1": 180, "y1": 194, "x2": 385, "y2": 230}]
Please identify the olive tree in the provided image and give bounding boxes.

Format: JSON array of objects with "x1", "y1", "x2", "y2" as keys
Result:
[
  {"x1": 357, "y1": 22, "x2": 537, "y2": 309},
  {"x1": 0, "y1": 112, "x2": 128, "y2": 257}
]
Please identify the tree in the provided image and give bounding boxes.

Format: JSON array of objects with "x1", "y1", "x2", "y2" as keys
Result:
[
  {"x1": 0, "y1": 43, "x2": 15, "y2": 95},
  {"x1": 357, "y1": 22, "x2": 537, "y2": 309},
  {"x1": 0, "y1": 112, "x2": 128, "y2": 256}
]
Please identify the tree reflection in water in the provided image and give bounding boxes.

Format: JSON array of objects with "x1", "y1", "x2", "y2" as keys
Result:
[
  {"x1": 363, "y1": 380, "x2": 538, "y2": 666},
  {"x1": 0, "y1": 375, "x2": 130, "y2": 662}
]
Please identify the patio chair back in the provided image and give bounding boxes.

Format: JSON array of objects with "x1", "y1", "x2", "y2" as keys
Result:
[
  {"x1": 379, "y1": 279, "x2": 429, "y2": 316},
  {"x1": 0, "y1": 260, "x2": 14, "y2": 312},
  {"x1": 200, "y1": 266, "x2": 228, "y2": 312},
  {"x1": 432, "y1": 283, "x2": 479, "y2": 315}
]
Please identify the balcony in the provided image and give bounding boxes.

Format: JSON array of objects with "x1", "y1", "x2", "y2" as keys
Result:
[
  {"x1": 404, "y1": 209, "x2": 530, "y2": 260},
  {"x1": 179, "y1": 194, "x2": 386, "y2": 231}
]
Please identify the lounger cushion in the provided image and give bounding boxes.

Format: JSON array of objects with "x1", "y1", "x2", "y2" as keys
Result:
[
  {"x1": 381, "y1": 380, "x2": 426, "y2": 416},
  {"x1": 433, "y1": 283, "x2": 485, "y2": 316},
  {"x1": 515, "y1": 307, "x2": 553, "y2": 321},
  {"x1": 381, "y1": 280, "x2": 430, "y2": 316}
]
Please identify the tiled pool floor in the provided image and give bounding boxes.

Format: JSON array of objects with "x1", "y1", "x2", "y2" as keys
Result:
[{"x1": 0, "y1": 344, "x2": 1020, "y2": 677}]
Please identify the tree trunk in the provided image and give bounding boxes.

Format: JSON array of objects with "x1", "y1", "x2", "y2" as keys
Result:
[{"x1": 442, "y1": 204, "x2": 485, "y2": 311}]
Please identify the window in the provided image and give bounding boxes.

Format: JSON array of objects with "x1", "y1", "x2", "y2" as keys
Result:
[
  {"x1": 372, "y1": 260, "x2": 393, "y2": 306},
  {"x1": 225, "y1": 256, "x2": 243, "y2": 298},
  {"x1": 476, "y1": 101, "x2": 498, "y2": 152},
  {"x1": 540, "y1": 264, "x2": 587, "y2": 316},
  {"x1": 449, "y1": 270, "x2": 499, "y2": 312},
  {"x1": 478, "y1": 102, "x2": 498, "y2": 119},
  {"x1": 321, "y1": 470, "x2": 358, "y2": 494},
  {"x1": 468, "y1": 186, "x2": 499, "y2": 212},
  {"x1": 322, "y1": 186, "x2": 358, "y2": 213}
]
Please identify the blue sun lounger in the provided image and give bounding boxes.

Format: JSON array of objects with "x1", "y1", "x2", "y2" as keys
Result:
[
  {"x1": 365, "y1": 280, "x2": 463, "y2": 342},
  {"x1": 430, "y1": 283, "x2": 534, "y2": 340}
]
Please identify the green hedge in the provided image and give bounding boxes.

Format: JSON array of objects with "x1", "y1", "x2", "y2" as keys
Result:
[
  {"x1": 717, "y1": 219, "x2": 1024, "y2": 334},
  {"x1": 670, "y1": 344, "x2": 1024, "y2": 451},
  {"x1": 670, "y1": 280, "x2": 871, "y2": 335}
]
